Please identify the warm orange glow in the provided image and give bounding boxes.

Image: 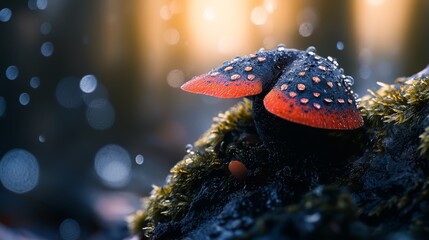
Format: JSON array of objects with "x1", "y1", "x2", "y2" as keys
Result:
[
  {"x1": 137, "y1": 0, "x2": 299, "y2": 89},
  {"x1": 185, "y1": 0, "x2": 253, "y2": 69},
  {"x1": 352, "y1": 0, "x2": 415, "y2": 56}
]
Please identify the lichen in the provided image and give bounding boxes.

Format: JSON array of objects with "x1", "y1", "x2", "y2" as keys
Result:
[{"x1": 128, "y1": 99, "x2": 253, "y2": 238}]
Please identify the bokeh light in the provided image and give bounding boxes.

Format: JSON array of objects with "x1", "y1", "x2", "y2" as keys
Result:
[
  {"x1": 82, "y1": 83, "x2": 108, "y2": 106},
  {"x1": 299, "y1": 22, "x2": 314, "y2": 37},
  {"x1": 19, "y1": 93, "x2": 30, "y2": 106},
  {"x1": 163, "y1": 28, "x2": 180, "y2": 45},
  {"x1": 5, "y1": 65, "x2": 19, "y2": 80},
  {"x1": 41, "y1": 42, "x2": 54, "y2": 57},
  {"x1": 86, "y1": 99, "x2": 115, "y2": 130},
  {"x1": 55, "y1": 77, "x2": 83, "y2": 109},
  {"x1": 250, "y1": 6, "x2": 268, "y2": 25},
  {"x1": 38, "y1": 135, "x2": 46, "y2": 143},
  {"x1": 59, "y1": 218, "x2": 81, "y2": 240},
  {"x1": 80, "y1": 75, "x2": 98, "y2": 93},
  {"x1": 40, "y1": 22, "x2": 52, "y2": 35},
  {"x1": 166, "y1": 69, "x2": 185, "y2": 88},
  {"x1": 0, "y1": 149, "x2": 39, "y2": 194},
  {"x1": 336, "y1": 41, "x2": 344, "y2": 51},
  {"x1": 94, "y1": 144, "x2": 131, "y2": 188},
  {"x1": 0, "y1": 97, "x2": 6, "y2": 117},
  {"x1": 30, "y1": 77, "x2": 41, "y2": 88},
  {"x1": 36, "y1": 0, "x2": 48, "y2": 10},
  {"x1": 0, "y1": 8, "x2": 12, "y2": 22},
  {"x1": 135, "y1": 154, "x2": 144, "y2": 165}
]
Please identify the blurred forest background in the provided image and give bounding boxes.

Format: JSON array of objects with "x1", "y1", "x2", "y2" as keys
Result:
[{"x1": 0, "y1": 0, "x2": 428, "y2": 239}]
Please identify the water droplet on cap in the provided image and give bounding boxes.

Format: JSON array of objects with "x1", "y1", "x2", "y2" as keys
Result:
[
  {"x1": 344, "y1": 76, "x2": 355, "y2": 86},
  {"x1": 306, "y1": 46, "x2": 316, "y2": 54},
  {"x1": 185, "y1": 144, "x2": 193, "y2": 153}
]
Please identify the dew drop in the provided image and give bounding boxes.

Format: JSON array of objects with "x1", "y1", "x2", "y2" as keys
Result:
[
  {"x1": 306, "y1": 46, "x2": 316, "y2": 54},
  {"x1": 185, "y1": 144, "x2": 193, "y2": 153},
  {"x1": 5, "y1": 65, "x2": 19, "y2": 80},
  {"x1": 0, "y1": 8, "x2": 12, "y2": 22},
  {"x1": 344, "y1": 76, "x2": 355, "y2": 86},
  {"x1": 30, "y1": 77, "x2": 41, "y2": 88},
  {"x1": 277, "y1": 43, "x2": 286, "y2": 51},
  {"x1": 135, "y1": 154, "x2": 144, "y2": 165},
  {"x1": 19, "y1": 93, "x2": 30, "y2": 106},
  {"x1": 336, "y1": 41, "x2": 344, "y2": 51},
  {"x1": 41, "y1": 41, "x2": 54, "y2": 57}
]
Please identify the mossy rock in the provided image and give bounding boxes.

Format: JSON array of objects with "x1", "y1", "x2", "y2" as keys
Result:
[{"x1": 128, "y1": 68, "x2": 429, "y2": 239}]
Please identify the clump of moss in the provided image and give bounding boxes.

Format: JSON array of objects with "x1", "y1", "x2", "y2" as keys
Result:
[
  {"x1": 359, "y1": 76, "x2": 429, "y2": 156},
  {"x1": 128, "y1": 99, "x2": 253, "y2": 237}
]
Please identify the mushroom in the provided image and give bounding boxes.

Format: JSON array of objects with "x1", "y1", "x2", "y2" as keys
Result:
[{"x1": 181, "y1": 46, "x2": 363, "y2": 130}]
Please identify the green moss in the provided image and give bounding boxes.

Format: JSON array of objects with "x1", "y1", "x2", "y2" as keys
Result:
[
  {"x1": 128, "y1": 99, "x2": 253, "y2": 237},
  {"x1": 359, "y1": 76, "x2": 429, "y2": 156}
]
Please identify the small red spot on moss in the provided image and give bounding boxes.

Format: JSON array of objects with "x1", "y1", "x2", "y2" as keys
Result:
[{"x1": 228, "y1": 160, "x2": 248, "y2": 181}]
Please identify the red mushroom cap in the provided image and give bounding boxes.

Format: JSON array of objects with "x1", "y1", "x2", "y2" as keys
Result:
[
  {"x1": 181, "y1": 47, "x2": 364, "y2": 130},
  {"x1": 263, "y1": 53, "x2": 363, "y2": 129}
]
